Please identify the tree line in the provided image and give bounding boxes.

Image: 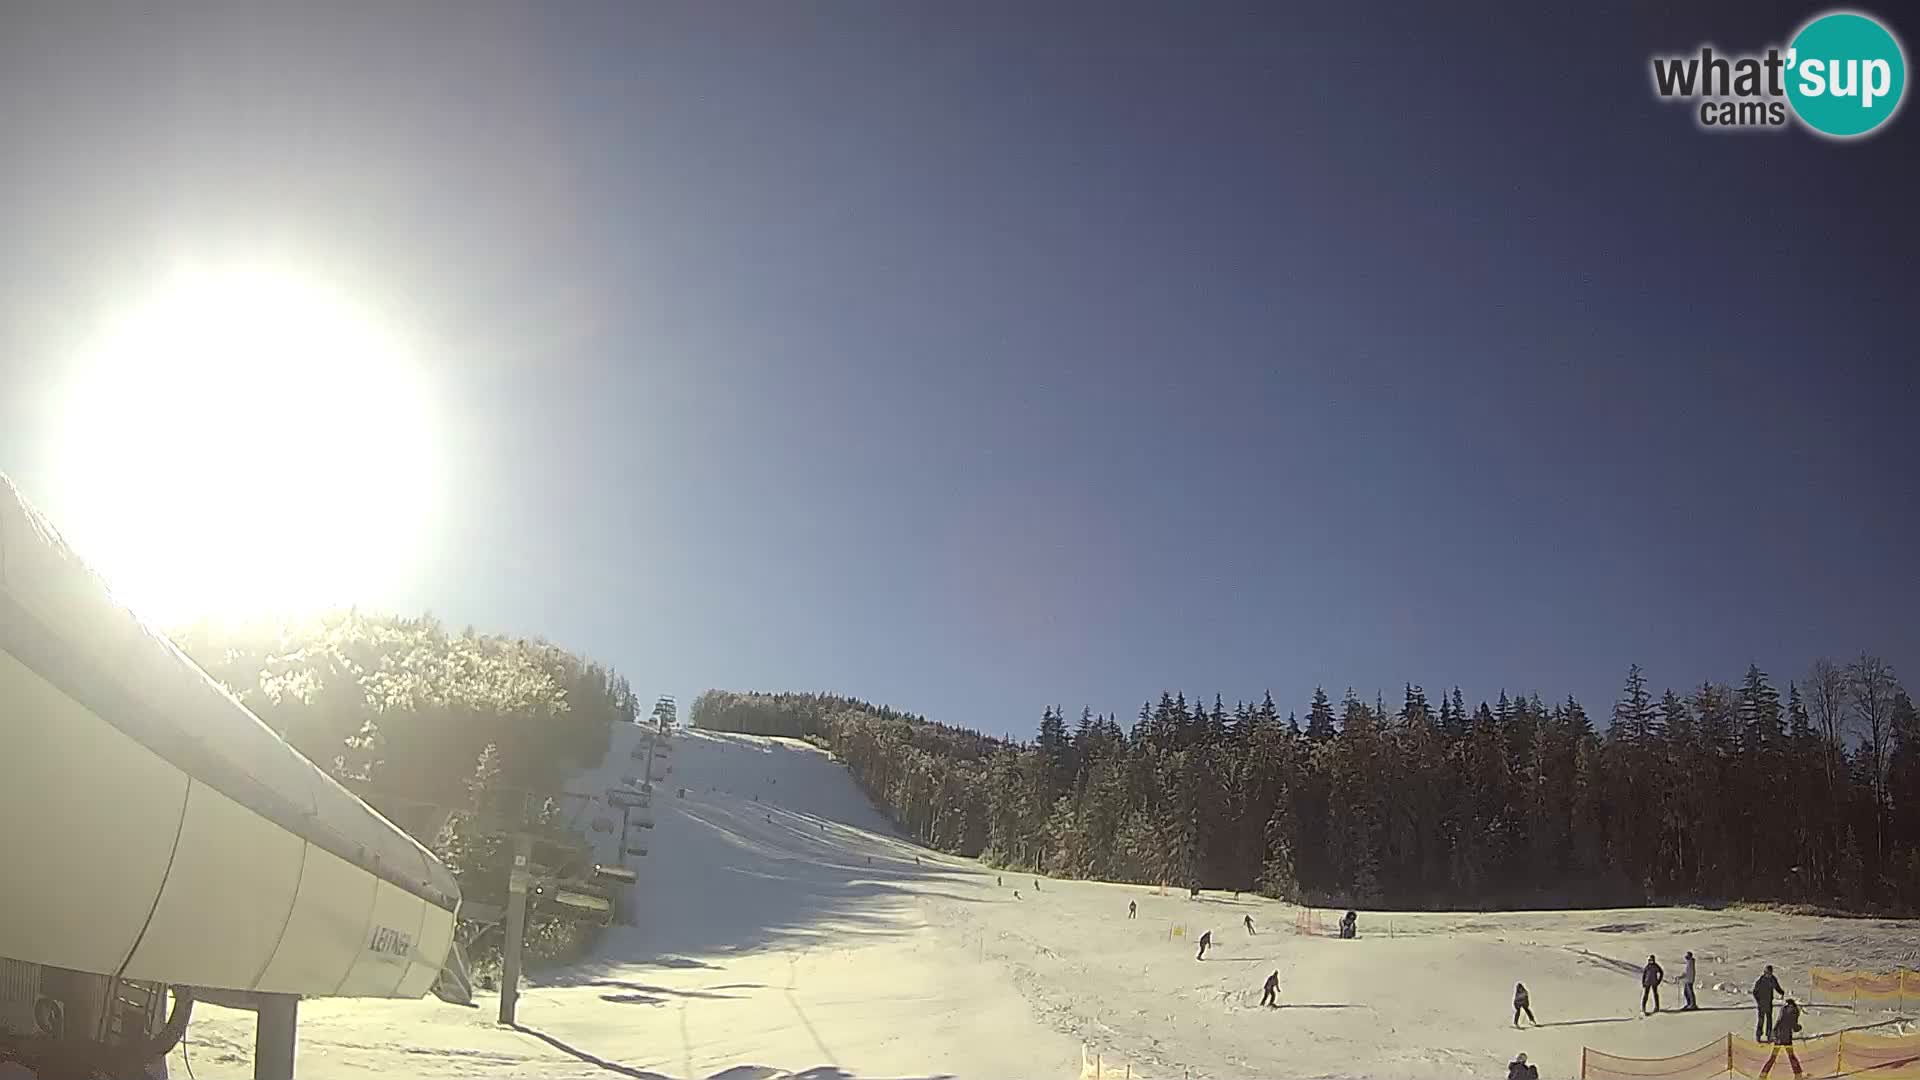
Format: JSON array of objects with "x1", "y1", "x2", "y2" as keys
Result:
[
  {"x1": 691, "y1": 657, "x2": 1920, "y2": 912},
  {"x1": 178, "y1": 611, "x2": 637, "y2": 960}
]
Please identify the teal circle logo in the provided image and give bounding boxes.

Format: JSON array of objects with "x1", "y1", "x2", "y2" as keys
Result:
[{"x1": 1786, "y1": 11, "x2": 1907, "y2": 138}]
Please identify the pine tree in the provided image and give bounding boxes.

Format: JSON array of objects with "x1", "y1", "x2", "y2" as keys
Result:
[{"x1": 1305, "y1": 688, "x2": 1337, "y2": 742}]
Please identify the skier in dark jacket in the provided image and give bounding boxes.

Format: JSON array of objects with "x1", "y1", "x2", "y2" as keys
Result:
[
  {"x1": 1758, "y1": 997, "x2": 1803, "y2": 1078},
  {"x1": 1506, "y1": 1052, "x2": 1538, "y2": 1080},
  {"x1": 1260, "y1": 970, "x2": 1280, "y2": 1007},
  {"x1": 1642, "y1": 955, "x2": 1665, "y2": 1014},
  {"x1": 1753, "y1": 965, "x2": 1785, "y2": 1040},
  {"x1": 1196, "y1": 931, "x2": 1212, "y2": 960},
  {"x1": 1513, "y1": 982, "x2": 1536, "y2": 1027},
  {"x1": 1244, "y1": 914, "x2": 1255, "y2": 935}
]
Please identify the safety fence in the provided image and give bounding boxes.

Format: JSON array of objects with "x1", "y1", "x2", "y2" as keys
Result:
[
  {"x1": 1079, "y1": 1044, "x2": 1142, "y2": 1079},
  {"x1": 1293, "y1": 908, "x2": 1324, "y2": 936},
  {"x1": 1810, "y1": 969, "x2": 1920, "y2": 1010},
  {"x1": 1580, "y1": 1032, "x2": 1920, "y2": 1080}
]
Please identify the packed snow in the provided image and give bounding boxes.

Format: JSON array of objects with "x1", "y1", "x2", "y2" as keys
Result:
[{"x1": 168, "y1": 726, "x2": 1919, "y2": 1079}]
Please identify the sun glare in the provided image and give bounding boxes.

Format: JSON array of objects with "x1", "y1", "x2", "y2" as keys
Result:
[{"x1": 52, "y1": 263, "x2": 442, "y2": 627}]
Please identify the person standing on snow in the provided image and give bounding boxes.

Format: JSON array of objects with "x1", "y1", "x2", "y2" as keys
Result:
[
  {"x1": 1506, "y1": 1052, "x2": 1538, "y2": 1080},
  {"x1": 1758, "y1": 996, "x2": 1803, "y2": 1079},
  {"x1": 1641, "y1": 955, "x2": 1665, "y2": 1014},
  {"x1": 1680, "y1": 951, "x2": 1698, "y2": 1011},
  {"x1": 1128, "y1": 900, "x2": 1137, "y2": 919},
  {"x1": 1196, "y1": 931, "x2": 1212, "y2": 960},
  {"x1": 1753, "y1": 964, "x2": 1785, "y2": 1041},
  {"x1": 1244, "y1": 914, "x2": 1255, "y2": 935},
  {"x1": 1513, "y1": 982, "x2": 1536, "y2": 1027},
  {"x1": 1260, "y1": 970, "x2": 1280, "y2": 1008}
]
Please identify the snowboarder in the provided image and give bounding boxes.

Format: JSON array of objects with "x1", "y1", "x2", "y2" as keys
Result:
[
  {"x1": 1260, "y1": 970, "x2": 1280, "y2": 1008},
  {"x1": 1128, "y1": 901, "x2": 1138, "y2": 919},
  {"x1": 1034, "y1": 879, "x2": 1041, "y2": 891},
  {"x1": 1340, "y1": 911, "x2": 1357, "y2": 939},
  {"x1": 1681, "y1": 951, "x2": 1698, "y2": 1011},
  {"x1": 1642, "y1": 955, "x2": 1665, "y2": 1014},
  {"x1": 1506, "y1": 1052, "x2": 1538, "y2": 1080},
  {"x1": 1244, "y1": 914, "x2": 1255, "y2": 935},
  {"x1": 1513, "y1": 982, "x2": 1536, "y2": 1027},
  {"x1": 1753, "y1": 964, "x2": 1785, "y2": 1041},
  {"x1": 1196, "y1": 931, "x2": 1212, "y2": 960},
  {"x1": 1013, "y1": 890, "x2": 1021, "y2": 900},
  {"x1": 1757, "y1": 996, "x2": 1803, "y2": 1078}
]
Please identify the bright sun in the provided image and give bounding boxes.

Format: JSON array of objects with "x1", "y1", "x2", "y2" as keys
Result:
[{"x1": 52, "y1": 263, "x2": 442, "y2": 627}]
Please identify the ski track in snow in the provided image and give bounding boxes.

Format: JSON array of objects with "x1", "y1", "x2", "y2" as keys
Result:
[{"x1": 169, "y1": 726, "x2": 1920, "y2": 1079}]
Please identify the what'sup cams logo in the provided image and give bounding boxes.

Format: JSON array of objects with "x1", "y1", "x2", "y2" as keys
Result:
[{"x1": 1651, "y1": 10, "x2": 1907, "y2": 138}]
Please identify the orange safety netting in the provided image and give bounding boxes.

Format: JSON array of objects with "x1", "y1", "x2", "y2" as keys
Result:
[
  {"x1": 1838, "y1": 1032, "x2": 1920, "y2": 1080},
  {"x1": 1808, "y1": 968, "x2": 1920, "y2": 1006},
  {"x1": 1581, "y1": 1034, "x2": 1920, "y2": 1080},
  {"x1": 1583, "y1": 1039, "x2": 1732, "y2": 1080},
  {"x1": 1856, "y1": 972, "x2": 1904, "y2": 1001},
  {"x1": 1731, "y1": 1036, "x2": 1840, "y2": 1079}
]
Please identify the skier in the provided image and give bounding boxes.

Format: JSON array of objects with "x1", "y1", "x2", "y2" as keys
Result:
[
  {"x1": 1642, "y1": 955, "x2": 1665, "y2": 1014},
  {"x1": 1681, "y1": 951, "x2": 1698, "y2": 1011},
  {"x1": 1513, "y1": 982, "x2": 1536, "y2": 1027},
  {"x1": 1128, "y1": 900, "x2": 1138, "y2": 919},
  {"x1": 1753, "y1": 964, "x2": 1785, "y2": 1041},
  {"x1": 1034, "y1": 879, "x2": 1041, "y2": 891},
  {"x1": 1244, "y1": 914, "x2": 1255, "y2": 935},
  {"x1": 1013, "y1": 890, "x2": 1021, "y2": 900},
  {"x1": 996, "y1": 875, "x2": 1003, "y2": 887},
  {"x1": 1506, "y1": 1052, "x2": 1538, "y2": 1080},
  {"x1": 1757, "y1": 996, "x2": 1803, "y2": 1079},
  {"x1": 1260, "y1": 970, "x2": 1280, "y2": 1008},
  {"x1": 1196, "y1": 930, "x2": 1212, "y2": 960}
]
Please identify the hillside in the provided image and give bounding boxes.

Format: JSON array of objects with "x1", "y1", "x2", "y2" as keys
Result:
[{"x1": 165, "y1": 721, "x2": 1919, "y2": 1079}]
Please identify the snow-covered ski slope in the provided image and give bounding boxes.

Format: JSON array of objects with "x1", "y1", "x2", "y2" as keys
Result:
[{"x1": 170, "y1": 725, "x2": 1919, "y2": 1080}]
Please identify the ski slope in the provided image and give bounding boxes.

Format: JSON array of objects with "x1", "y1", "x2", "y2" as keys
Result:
[{"x1": 167, "y1": 724, "x2": 1919, "y2": 1079}]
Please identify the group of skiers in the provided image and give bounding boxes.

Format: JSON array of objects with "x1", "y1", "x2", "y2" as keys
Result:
[
  {"x1": 1508, "y1": 960, "x2": 1808, "y2": 1077},
  {"x1": 1637, "y1": 951, "x2": 1702, "y2": 1013},
  {"x1": 1115, "y1": 896, "x2": 1812, "y2": 1075}
]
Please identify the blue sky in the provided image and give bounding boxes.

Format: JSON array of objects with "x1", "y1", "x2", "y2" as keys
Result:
[{"x1": 2, "y1": 2, "x2": 1914, "y2": 739}]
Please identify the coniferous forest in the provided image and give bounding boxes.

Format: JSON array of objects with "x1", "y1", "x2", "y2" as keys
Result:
[{"x1": 692, "y1": 657, "x2": 1920, "y2": 913}]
